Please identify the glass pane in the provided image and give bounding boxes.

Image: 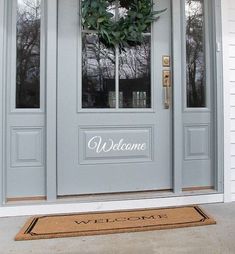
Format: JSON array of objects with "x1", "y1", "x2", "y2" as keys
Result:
[
  {"x1": 16, "y1": 0, "x2": 41, "y2": 109},
  {"x1": 82, "y1": 33, "x2": 116, "y2": 108},
  {"x1": 186, "y1": 0, "x2": 206, "y2": 108},
  {"x1": 119, "y1": 36, "x2": 151, "y2": 108}
]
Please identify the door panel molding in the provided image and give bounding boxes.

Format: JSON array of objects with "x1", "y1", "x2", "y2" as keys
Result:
[{"x1": 79, "y1": 125, "x2": 154, "y2": 165}]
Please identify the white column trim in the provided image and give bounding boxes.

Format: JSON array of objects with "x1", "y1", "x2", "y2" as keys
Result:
[
  {"x1": 221, "y1": 0, "x2": 232, "y2": 202},
  {"x1": 45, "y1": 0, "x2": 58, "y2": 201},
  {"x1": 172, "y1": 0, "x2": 183, "y2": 193},
  {"x1": 0, "y1": 0, "x2": 6, "y2": 206}
]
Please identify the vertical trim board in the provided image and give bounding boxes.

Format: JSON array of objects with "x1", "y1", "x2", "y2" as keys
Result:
[
  {"x1": 0, "y1": 0, "x2": 6, "y2": 206},
  {"x1": 222, "y1": 0, "x2": 233, "y2": 202},
  {"x1": 45, "y1": 0, "x2": 58, "y2": 201},
  {"x1": 214, "y1": 0, "x2": 224, "y2": 193},
  {"x1": 172, "y1": 0, "x2": 183, "y2": 194}
]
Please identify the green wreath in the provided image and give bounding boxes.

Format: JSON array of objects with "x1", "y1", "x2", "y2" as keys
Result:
[{"x1": 81, "y1": 0, "x2": 166, "y2": 49}]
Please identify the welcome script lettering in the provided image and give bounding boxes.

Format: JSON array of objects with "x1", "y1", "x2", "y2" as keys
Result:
[{"x1": 88, "y1": 136, "x2": 147, "y2": 154}]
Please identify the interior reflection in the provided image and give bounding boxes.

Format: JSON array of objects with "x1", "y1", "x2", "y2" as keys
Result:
[
  {"x1": 82, "y1": 34, "x2": 116, "y2": 108},
  {"x1": 16, "y1": 0, "x2": 41, "y2": 109},
  {"x1": 186, "y1": 0, "x2": 206, "y2": 108},
  {"x1": 119, "y1": 36, "x2": 151, "y2": 108},
  {"x1": 82, "y1": 0, "x2": 151, "y2": 109}
]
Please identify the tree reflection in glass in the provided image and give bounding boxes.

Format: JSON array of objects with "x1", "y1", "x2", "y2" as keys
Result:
[
  {"x1": 16, "y1": 0, "x2": 41, "y2": 108},
  {"x1": 186, "y1": 0, "x2": 206, "y2": 108},
  {"x1": 82, "y1": 34, "x2": 116, "y2": 108},
  {"x1": 82, "y1": 0, "x2": 151, "y2": 109},
  {"x1": 119, "y1": 36, "x2": 151, "y2": 108}
]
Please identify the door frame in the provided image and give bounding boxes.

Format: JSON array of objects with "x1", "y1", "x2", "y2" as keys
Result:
[
  {"x1": 0, "y1": 0, "x2": 225, "y2": 207},
  {"x1": 53, "y1": 0, "x2": 224, "y2": 199},
  {"x1": 42, "y1": 0, "x2": 225, "y2": 200}
]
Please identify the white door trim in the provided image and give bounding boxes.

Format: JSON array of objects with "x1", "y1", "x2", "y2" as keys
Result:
[
  {"x1": 45, "y1": 0, "x2": 58, "y2": 201},
  {"x1": 221, "y1": 0, "x2": 232, "y2": 202},
  {"x1": 172, "y1": 0, "x2": 183, "y2": 193},
  {"x1": 0, "y1": 0, "x2": 7, "y2": 206},
  {"x1": 0, "y1": 194, "x2": 224, "y2": 218}
]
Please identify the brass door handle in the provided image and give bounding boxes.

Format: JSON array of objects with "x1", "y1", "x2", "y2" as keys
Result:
[
  {"x1": 164, "y1": 86, "x2": 170, "y2": 109},
  {"x1": 163, "y1": 70, "x2": 171, "y2": 109}
]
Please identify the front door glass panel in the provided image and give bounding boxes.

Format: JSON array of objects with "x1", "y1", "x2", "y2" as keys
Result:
[
  {"x1": 81, "y1": 0, "x2": 152, "y2": 109},
  {"x1": 119, "y1": 36, "x2": 151, "y2": 108},
  {"x1": 82, "y1": 33, "x2": 116, "y2": 108}
]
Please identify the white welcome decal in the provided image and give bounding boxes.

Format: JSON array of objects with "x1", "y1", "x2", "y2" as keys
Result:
[{"x1": 88, "y1": 136, "x2": 147, "y2": 154}]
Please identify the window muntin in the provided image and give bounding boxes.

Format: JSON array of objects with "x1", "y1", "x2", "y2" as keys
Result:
[
  {"x1": 16, "y1": 0, "x2": 41, "y2": 109},
  {"x1": 81, "y1": 1, "x2": 152, "y2": 109},
  {"x1": 185, "y1": 0, "x2": 206, "y2": 108}
]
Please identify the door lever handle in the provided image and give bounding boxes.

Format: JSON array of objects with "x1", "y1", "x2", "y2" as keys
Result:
[
  {"x1": 164, "y1": 86, "x2": 170, "y2": 109},
  {"x1": 163, "y1": 70, "x2": 171, "y2": 109}
]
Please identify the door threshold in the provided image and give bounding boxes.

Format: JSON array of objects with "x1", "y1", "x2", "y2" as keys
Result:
[
  {"x1": 182, "y1": 186, "x2": 215, "y2": 192},
  {"x1": 5, "y1": 189, "x2": 220, "y2": 206},
  {"x1": 58, "y1": 189, "x2": 173, "y2": 203},
  {"x1": 6, "y1": 196, "x2": 46, "y2": 204},
  {"x1": 57, "y1": 189, "x2": 220, "y2": 204}
]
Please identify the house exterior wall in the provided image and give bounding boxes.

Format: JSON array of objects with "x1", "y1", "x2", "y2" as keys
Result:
[
  {"x1": 222, "y1": 0, "x2": 235, "y2": 202},
  {"x1": 228, "y1": 1, "x2": 235, "y2": 201}
]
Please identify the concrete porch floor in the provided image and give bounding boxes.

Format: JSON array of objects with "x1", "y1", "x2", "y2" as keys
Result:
[{"x1": 0, "y1": 203, "x2": 235, "y2": 254}]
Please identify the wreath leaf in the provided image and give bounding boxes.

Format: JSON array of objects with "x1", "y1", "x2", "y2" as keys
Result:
[{"x1": 81, "y1": 0, "x2": 166, "y2": 50}]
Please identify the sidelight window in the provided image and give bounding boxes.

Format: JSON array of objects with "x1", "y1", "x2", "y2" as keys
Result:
[
  {"x1": 185, "y1": 0, "x2": 206, "y2": 108},
  {"x1": 16, "y1": 0, "x2": 41, "y2": 109}
]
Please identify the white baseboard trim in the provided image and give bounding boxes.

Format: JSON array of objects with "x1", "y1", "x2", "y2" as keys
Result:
[
  {"x1": 0, "y1": 194, "x2": 224, "y2": 218},
  {"x1": 232, "y1": 194, "x2": 235, "y2": 202}
]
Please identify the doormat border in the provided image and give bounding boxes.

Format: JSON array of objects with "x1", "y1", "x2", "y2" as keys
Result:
[{"x1": 15, "y1": 205, "x2": 216, "y2": 241}]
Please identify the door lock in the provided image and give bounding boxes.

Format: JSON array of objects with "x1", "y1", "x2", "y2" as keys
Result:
[
  {"x1": 162, "y1": 56, "x2": 170, "y2": 67},
  {"x1": 163, "y1": 70, "x2": 171, "y2": 87}
]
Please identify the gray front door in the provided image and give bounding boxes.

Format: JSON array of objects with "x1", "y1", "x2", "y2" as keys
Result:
[{"x1": 57, "y1": 0, "x2": 172, "y2": 196}]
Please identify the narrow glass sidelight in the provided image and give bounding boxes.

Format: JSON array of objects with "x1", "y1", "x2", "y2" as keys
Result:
[
  {"x1": 185, "y1": 0, "x2": 206, "y2": 108},
  {"x1": 16, "y1": 0, "x2": 41, "y2": 109},
  {"x1": 81, "y1": 0, "x2": 152, "y2": 109}
]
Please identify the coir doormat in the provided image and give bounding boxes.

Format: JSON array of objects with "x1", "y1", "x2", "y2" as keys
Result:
[{"x1": 15, "y1": 206, "x2": 215, "y2": 241}]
